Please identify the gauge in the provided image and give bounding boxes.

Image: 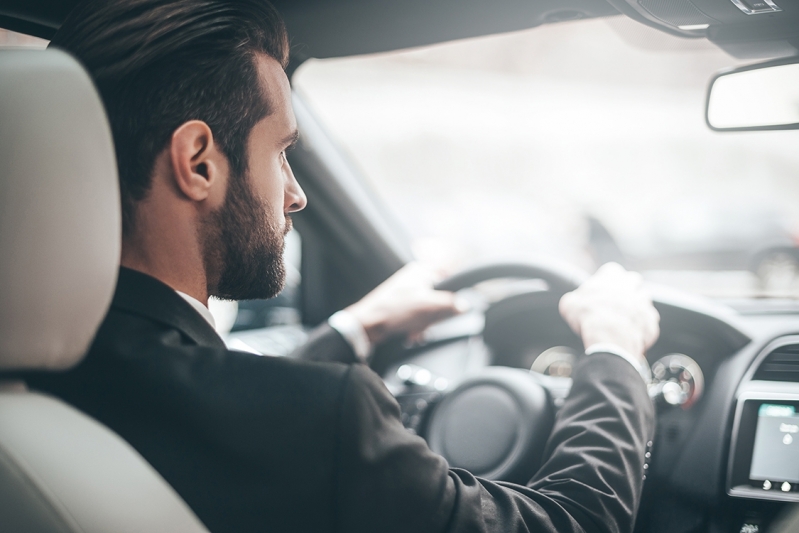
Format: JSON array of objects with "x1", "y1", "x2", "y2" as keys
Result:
[
  {"x1": 649, "y1": 354, "x2": 704, "y2": 409},
  {"x1": 530, "y1": 346, "x2": 580, "y2": 378}
]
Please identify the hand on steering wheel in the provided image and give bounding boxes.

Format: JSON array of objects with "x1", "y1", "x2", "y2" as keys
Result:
[
  {"x1": 344, "y1": 262, "x2": 470, "y2": 346},
  {"x1": 559, "y1": 262, "x2": 660, "y2": 360}
]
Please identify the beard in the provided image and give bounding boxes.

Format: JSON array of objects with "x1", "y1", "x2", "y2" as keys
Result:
[{"x1": 201, "y1": 170, "x2": 289, "y2": 301}]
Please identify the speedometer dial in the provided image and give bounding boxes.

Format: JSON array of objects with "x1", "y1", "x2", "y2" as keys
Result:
[
  {"x1": 530, "y1": 346, "x2": 580, "y2": 378},
  {"x1": 649, "y1": 354, "x2": 704, "y2": 409}
]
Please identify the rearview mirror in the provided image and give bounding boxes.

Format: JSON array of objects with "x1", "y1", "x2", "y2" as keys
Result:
[{"x1": 706, "y1": 58, "x2": 799, "y2": 132}]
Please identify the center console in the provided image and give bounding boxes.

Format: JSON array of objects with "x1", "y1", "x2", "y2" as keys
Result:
[{"x1": 728, "y1": 337, "x2": 799, "y2": 503}]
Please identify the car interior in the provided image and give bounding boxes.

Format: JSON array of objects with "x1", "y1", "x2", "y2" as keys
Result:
[{"x1": 1, "y1": 0, "x2": 799, "y2": 532}]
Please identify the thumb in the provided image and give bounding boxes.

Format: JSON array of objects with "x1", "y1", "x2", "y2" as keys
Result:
[
  {"x1": 426, "y1": 291, "x2": 467, "y2": 320},
  {"x1": 407, "y1": 292, "x2": 468, "y2": 334}
]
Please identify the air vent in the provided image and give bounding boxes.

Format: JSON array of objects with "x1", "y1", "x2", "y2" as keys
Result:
[{"x1": 753, "y1": 344, "x2": 799, "y2": 382}]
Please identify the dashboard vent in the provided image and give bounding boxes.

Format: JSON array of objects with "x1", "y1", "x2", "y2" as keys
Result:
[{"x1": 753, "y1": 344, "x2": 799, "y2": 382}]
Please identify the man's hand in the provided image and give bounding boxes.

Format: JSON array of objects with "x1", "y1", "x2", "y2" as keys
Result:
[
  {"x1": 346, "y1": 263, "x2": 467, "y2": 345},
  {"x1": 559, "y1": 263, "x2": 660, "y2": 360}
]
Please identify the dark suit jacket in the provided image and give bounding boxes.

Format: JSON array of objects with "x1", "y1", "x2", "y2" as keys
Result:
[{"x1": 21, "y1": 267, "x2": 654, "y2": 533}]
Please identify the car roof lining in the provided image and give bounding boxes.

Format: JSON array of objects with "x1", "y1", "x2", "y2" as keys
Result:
[
  {"x1": 0, "y1": 0, "x2": 618, "y2": 58},
  {"x1": 3, "y1": 0, "x2": 797, "y2": 66}
]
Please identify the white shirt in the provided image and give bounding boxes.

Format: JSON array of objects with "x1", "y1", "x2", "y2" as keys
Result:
[{"x1": 176, "y1": 291, "x2": 216, "y2": 329}]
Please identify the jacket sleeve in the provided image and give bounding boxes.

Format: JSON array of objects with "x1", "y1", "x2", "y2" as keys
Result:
[
  {"x1": 334, "y1": 353, "x2": 655, "y2": 533},
  {"x1": 290, "y1": 323, "x2": 359, "y2": 364}
]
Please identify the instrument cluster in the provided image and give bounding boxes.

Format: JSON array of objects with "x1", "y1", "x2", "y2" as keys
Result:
[{"x1": 530, "y1": 347, "x2": 705, "y2": 409}]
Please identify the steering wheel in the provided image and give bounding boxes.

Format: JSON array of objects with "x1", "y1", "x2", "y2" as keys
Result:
[
  {"x1": 433, "y1": 261, "x2": 586, "y2": 294},
  {"x1": 413, "y1": 261, "x2": 587, "y2": 484}
]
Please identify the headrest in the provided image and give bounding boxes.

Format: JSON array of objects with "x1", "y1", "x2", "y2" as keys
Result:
[{"x1": 0, "y1": 50, "x2": 121, "y2": 370}]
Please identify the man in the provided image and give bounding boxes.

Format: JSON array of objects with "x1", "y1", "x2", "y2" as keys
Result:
[{"x1": 23, "y1": 1, "x2": 659, "y2": 532}]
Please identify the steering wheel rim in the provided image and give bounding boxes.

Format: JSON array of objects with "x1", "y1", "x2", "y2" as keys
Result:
[
  {"x1": 434, "y1": 260, "x2": 587, "y2": 295},
  {"x1": 373, "y1": 260, "x2": 588, "y2": 374}
]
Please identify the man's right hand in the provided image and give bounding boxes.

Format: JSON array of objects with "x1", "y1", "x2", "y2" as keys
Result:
[{"x1": 558, "y1": 262, "x2": 660, "y2": 361}]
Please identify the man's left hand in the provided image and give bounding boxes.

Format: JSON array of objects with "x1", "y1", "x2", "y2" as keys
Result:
[{"x1": 345, "y1": 263, "x2": 468, "y2": 345}]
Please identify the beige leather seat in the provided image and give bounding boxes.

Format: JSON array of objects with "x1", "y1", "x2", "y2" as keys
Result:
[{"x1": 0, "y1": 49, "x2": 210, "y2": 533}]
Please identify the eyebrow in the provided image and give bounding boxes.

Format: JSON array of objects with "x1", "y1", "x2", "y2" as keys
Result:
[{"x1": 281, "y1": 129, "x2": 300, "y2": 149}]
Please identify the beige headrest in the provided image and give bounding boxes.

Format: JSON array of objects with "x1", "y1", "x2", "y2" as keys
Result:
[{"x1": 0, "y1": 50, "x2": 120, "y2": 370}]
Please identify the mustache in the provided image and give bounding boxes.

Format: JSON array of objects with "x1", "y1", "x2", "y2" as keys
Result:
[{"x1": 283, "y1": 215, "x2": 293, "y2": 236}]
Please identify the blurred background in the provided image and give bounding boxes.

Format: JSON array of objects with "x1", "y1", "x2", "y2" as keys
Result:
[{"x1": 294, "y1": 16, "x2": 799, "y2": 300}]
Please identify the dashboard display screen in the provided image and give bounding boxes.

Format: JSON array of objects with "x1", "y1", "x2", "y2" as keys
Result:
[{"x1": 749, "y1": 404, "x2": 799, "y2": 483}]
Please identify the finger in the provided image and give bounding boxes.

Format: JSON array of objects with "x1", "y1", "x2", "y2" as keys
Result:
[
  {"x1": 409, "y1": 291, "x2": 463, "y2": 322},
  {"x1": 431, "y1": 291, "x2": 464, "y2": 315},
  {"x1": 404, "y1": 262, "x2": 437, "y2": 286},
  {"x1": 419, "y1": 262, "x2": 450, "y2": 284},
  {"x1": 558, "y1": 292, "x2": 582, "y2": 333},
  {"x1": 644, "y1": 307, "x2": 661, "y2": 347},
  {"x1": 453, "y1": 294, "x2": 472, "y2": 313},
  {"x1": 558, "y1": 292, "x2": 576, "y2": 321},
  {"x1": 407, "y1": 300, "x2": 461, "y2": 332},
  {"x1": 407, "y1": 331, "x2": 426, "y2": 345},
  {"x1": 426, "y1": 305, "x2": 462, "y2": 324},
  {"x1": 637, "y1": 286, "x2": 653, "y2": 304},
  {"x1": 626, "y1": 271, "x2": 644, "y2": 287},
  {"x1": 596, "y1": 262, "x2": 626, "y2": 277}
]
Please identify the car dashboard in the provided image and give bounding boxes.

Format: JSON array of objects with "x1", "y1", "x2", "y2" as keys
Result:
[{"x1": 377, "y1": 285, "x2": 799, "y2": 533}]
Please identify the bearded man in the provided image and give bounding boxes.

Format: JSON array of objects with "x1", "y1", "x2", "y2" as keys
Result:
[{"x1": 22, "y1": 1, "x2": 660, "y2": 532}]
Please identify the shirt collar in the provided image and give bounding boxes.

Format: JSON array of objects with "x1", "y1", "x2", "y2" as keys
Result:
[
  {"x1": 111, "y1": 268, "x2": 226, "y2": 349},
  {"x1": 175, "y1": 291, "x2": 216, "y2": 329}
]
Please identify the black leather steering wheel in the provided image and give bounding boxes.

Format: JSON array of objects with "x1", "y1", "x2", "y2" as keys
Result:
[
  {"x1": 420, "y1": 261, "x2": 587, "y2": 484},
  {"x1": 433, "y1": 261, "x2": 586, "y2": 294}
]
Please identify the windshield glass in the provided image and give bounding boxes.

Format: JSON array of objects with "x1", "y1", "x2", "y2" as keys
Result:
[{"x1": 295, "y1": 17, "x2": 799, "y2": 300}]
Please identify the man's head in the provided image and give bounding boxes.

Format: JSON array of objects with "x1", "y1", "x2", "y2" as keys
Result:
[{"x1": 52, "y1": 0, "x2": 306, "y2": 300}]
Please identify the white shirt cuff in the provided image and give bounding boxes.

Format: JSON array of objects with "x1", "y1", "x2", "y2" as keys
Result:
[
  {"x1": 584, "y1": 342, "x2": 652, "y2": 383},
  {"x1": 328, "y1": 310, "x2": 372, "y2": 363}
]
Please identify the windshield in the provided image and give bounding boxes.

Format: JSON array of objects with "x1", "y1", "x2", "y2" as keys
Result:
[{"x1": 294, "y1": 16, "x2": 799, "y2": 300}]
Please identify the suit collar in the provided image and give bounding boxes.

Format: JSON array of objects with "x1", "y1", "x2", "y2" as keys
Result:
[{"x1": 112, "y1": 267, "x2": 227, "y2": 349}]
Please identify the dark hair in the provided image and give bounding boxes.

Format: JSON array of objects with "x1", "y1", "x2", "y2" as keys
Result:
[{"x1": 50, "y1": 0, "x2": 289, "y2": 234}]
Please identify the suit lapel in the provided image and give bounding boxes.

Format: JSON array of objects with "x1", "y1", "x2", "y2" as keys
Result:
[{"x1": 112, "y1": 267, "x2": 228, "y2": 350}]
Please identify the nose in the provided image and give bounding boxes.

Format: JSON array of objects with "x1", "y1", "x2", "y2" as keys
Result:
[{"x1": 284, "y1": 162, "x2": 307, "y2": 213}]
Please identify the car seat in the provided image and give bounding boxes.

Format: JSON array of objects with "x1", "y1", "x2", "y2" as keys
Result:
[{"x1": 0, "y1": 48, "x2": 210, "y2": 533}]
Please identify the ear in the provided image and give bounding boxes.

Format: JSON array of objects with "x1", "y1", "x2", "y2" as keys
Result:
[{"x1": 169, "y1": 120, "x2": 227, "y2": 205}]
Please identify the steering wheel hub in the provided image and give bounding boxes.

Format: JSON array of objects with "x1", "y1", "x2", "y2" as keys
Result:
[{"x1": 425, "y1": 367, "x2": 554, "y2": 484}]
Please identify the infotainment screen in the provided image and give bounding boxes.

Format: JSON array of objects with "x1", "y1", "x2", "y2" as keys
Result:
[{"x1": 749, "y1": 403, "x2": 799, "y2": 484}]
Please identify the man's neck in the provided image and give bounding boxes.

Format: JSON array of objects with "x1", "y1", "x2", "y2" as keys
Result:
[
  {"x1": 117, "y1": 151, "x2": 225, "y2": 306},
  {"x1": 120, "y1": 222, "x2": 210, "y2": 306},
  {"x1": 120, "y1": 254, "x2": 209, "y2": 306}
]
